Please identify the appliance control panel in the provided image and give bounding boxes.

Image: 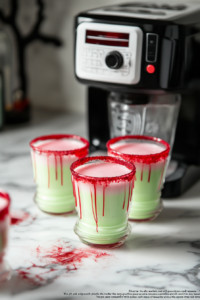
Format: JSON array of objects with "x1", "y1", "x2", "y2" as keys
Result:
[{"x1": 75, "y1": 23, "x2": 143, "y2": 85}]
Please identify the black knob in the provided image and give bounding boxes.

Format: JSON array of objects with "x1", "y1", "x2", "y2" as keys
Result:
[{"x1": 105, "y1": 51, "x2": 123, "y2": 69}]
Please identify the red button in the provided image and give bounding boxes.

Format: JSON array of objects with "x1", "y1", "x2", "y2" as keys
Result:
[{"x1": 146, "y1": 64, "x2": 155, "y2": 74}]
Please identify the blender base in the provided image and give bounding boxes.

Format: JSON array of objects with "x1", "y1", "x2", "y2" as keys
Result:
[{"x1": 162, "y1": 162, "x2": 200, "y2": 198}]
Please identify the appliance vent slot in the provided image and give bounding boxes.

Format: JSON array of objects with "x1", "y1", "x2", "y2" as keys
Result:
[
  {"x1": 105, "y1": 8, "x2": 166, "y2": 15},
  {"x1": 86, "y1": 30, "x2": 129, "y2": 47},
  {"x1": 119, "y1": 3, "x2": 186, "y2": 11}
]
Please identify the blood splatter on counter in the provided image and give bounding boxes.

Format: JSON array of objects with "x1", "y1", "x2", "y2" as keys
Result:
[
  {"x1": 15, "y1": 241, "x2": 111, "y2": 290},
  {"x1": 10, "y1": 211, "x2": 36, "y2": 226}
]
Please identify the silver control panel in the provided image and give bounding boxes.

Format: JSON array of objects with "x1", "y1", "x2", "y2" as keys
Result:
[
  {"x1": 75, "y1": 23, "x2": 143, "y2": 85},
  {"x1": 82, "y1": 49, "x2": 131, "y2": 77}
]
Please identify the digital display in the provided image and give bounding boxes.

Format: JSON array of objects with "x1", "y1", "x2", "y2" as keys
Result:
[{"x1": 86, "y1": 30, "x2": 129, "y2": 47}]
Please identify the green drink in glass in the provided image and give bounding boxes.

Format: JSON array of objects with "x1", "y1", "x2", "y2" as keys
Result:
[
  {"x1": 30, "y1": 134, "x2": 89, "y2": 214},
  {"x1": 107, "y1": 135, "x2": 170, "y2": 222},
  {"x1": 70, "y1": 156, "x2": 136, "y2": 248}
]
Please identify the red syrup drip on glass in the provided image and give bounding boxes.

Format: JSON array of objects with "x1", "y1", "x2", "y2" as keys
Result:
[
  {"x1": 54, "y1": 154, "x2": 64, "y2": 186},
  {"x1": 122, "y1": 183, "x2": 126, "y2": 209},
  {"x1": 59, "y1": 155, "x2": 63, "y2": 186},
  {"x1": 127, "y1": 181, "x2": 133, "y2": 212},
  {"x1": 102, "y1": 186, "x2": 106, "y2": 217},
  {"x1": 126, "y1": 183, "x2": 130, "y2": 212},
  {"x1": 94, "y1": 184, "x2": 98, "y2": 232},
  {"x1": 47, "y1": 155, "x2": 50, "y2": 188},
  {"x1": 148, "y1": 164, "x2": 151, "y2": 183},
  {"x1": 141, "y1": 163, "x2": 144, "y2": 181},
  {"x1": 89, "y1": 185, "x2": 98, "y2": 232},
  {"x1": 72, "y1": 176, "x2": 77, "y2": 207},
  {"x1": 158, "y1": 159, "x2": 166, "y2": 190},
  {"x1": 90, "y1": 186, "x2": 96, "y2": 225},
  {"x1": 77, "y1": 183, "x2": 82, "y2": 219},
  {"x1": 46, "y1": 154, "x2": 64, "y2": 188},
  {"x1": 54, "y1": 154, "x2": 58, "y2": 180}
]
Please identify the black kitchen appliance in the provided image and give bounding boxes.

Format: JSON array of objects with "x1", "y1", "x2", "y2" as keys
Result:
[{"x1": 74, "y1": 1, "x2": 200, "y2": 197}]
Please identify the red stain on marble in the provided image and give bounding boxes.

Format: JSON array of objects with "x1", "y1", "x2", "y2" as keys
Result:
[
  {"x1": 11, "y1": 211, "x2": 36, "y2": 225},
  {"x1": 17, "y1": 263, "x2": 58, "y2": 288},
  {"x1": 36, "y1": 244, "x2": 110, "y2": 270},
  {"x1": 17, "y1": 242, "x2": 111, "y2": 288}
]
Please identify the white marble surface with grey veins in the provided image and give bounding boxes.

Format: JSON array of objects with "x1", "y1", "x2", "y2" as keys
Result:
[{"x1": 0, "y1": 109, "x2": 200, "y2": 300}]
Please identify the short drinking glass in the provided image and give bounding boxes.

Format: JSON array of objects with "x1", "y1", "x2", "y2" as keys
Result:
[
  {"x1": 107, "y1": 135, "x2": 170, "y2": 221},
  {"x1": 70, "y1": 156, "x2": 136, "y2": 248},
  {"x1": 30, "y1": 134, "x2": 89, "y2": 214}
]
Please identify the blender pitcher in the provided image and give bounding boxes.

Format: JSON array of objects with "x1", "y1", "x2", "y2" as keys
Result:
[{"x1": 108, "y1": 93, "x2": 181, "y2": 154}]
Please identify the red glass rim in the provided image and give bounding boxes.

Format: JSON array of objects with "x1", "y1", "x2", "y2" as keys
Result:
[
  {"x1": 70, "y1": 156, "x2": 136, "y2": 184},
  {"x1": 30, "y1": 134, "x2": 90, "y2": 156},
  {"x1": 0, "y1": 190, "x2": 10, "y2": 220},
  {"x1": 107, "y1": 135, "x2": 170, "y2": 164}
]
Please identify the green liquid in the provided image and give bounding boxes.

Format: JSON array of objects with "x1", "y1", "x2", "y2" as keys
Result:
[
  {"x1": 73, "y1": 181, "x2": 132, "y2": 245},
  {"x1": 32, "y1": 153, "x2": 76, "y2": 214},
  {"x1": 129, "y1": 163, "x2": 166, "y2": 220}
]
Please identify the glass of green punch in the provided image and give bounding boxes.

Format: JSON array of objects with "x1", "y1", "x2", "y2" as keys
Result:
[
  {"x1": 30, "y1": 134, "x2": 89, "y2": 214},
  {"x1": 70, "y1": 156, "x2": 136, "y2": 248},
  {"x1": 107, "y1": 135, "x2": 170, "y2": 222}
]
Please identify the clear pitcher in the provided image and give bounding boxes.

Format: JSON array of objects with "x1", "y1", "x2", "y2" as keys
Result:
[{"x1": 108, "y1": 92, "x2": 181, "y2": 152}]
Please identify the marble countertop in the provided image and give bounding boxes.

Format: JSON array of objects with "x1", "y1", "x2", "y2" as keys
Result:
[{"x1": 1, "y1": 109, "x2": 200, "y2": 300}]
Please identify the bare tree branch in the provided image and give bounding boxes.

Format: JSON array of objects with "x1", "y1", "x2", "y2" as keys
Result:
[
  {"x1": 24, "y1": 0, "x2": 45, "y2": 45},
  {"x1": 0, "y1": 0, "x2": 21, "y2": 40},
  {"x1": 33, "y1": 34, "x2": 62, "y2": 46}
]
